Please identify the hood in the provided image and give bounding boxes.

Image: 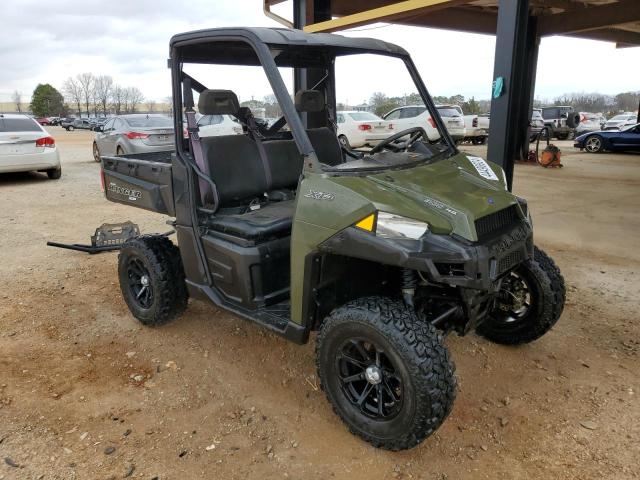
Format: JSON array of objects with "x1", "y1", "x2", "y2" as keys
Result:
[{"x1": 331, "y1": 152, "x2": 517, "y2": 241}]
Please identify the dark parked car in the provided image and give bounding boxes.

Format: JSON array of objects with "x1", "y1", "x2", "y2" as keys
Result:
[
  {"x1": 63, "y1": 118, "x2": 95, "y2": 131},
  {"x1": 574, "y1": 123, "x2": 640, "y2": 153},
  {"x1": 92, "y1": 118, "x2": 109, "y2": 131}
]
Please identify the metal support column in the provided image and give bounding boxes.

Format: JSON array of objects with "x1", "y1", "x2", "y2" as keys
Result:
[
  {"x1": 293, "y1": 0, "x2": 332, "y2": 128},
  {"x1": 487, "y1": 0, "x2": 536, "y2": 190}
]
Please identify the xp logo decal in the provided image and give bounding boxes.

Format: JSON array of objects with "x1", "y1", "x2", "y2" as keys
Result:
[
  {"x1": 304, "y1": 190, "x2": 335, "y2": 201},
  {"x1": 424, "y1": 196, "x2": 458, "y2": 216}
]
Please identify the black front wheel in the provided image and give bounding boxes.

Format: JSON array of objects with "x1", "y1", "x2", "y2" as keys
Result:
[
  {"x1": 316, "y1": 297, "x2": 456, "y2": 450},
  {"x1": 118, "y1": 235, "x2": 188, "y2": 326},
  {"x1": 477, "y1": 247, "x2": 565, "y2": 345}
]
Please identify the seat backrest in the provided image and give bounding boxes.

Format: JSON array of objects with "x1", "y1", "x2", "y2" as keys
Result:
[
  {"x1": 306, "y1": 128, "x2": 344, "y2": 166},
  {"x1": 295, "y1": 89, "x2": 344, "y2": 166},
  {"x1": 263, "y1": 139, "x2": 302, "y2": 190},
  {"x1": 200, "y1": 135, "x2": 267, "y2": 205}
]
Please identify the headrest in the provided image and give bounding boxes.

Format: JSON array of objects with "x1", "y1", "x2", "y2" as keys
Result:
[
  {"x1": 236, "y1": 106, "x2": 252, "y2": 122},
  {"x1": 295, "y1": 90, "x2": 324, "y2": 112},
  {"x1": 198, "y1": 89, "x2": 240, "y2": 115}
]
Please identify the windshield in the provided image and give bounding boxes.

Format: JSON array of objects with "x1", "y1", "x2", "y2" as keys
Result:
[
  {"x1": 329, "y1": 53, "x2": 452, "y2": 172},
  {"x1": 124, "y1": 116, "x2": 173, "y2": 128},
  {"x1": 178, "y1": 44, "x2": 453, "y2": 175}
]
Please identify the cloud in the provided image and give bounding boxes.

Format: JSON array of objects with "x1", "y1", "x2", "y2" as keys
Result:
[{"x1": 1, "y1": 0, "x2": 639, "y2": 107}]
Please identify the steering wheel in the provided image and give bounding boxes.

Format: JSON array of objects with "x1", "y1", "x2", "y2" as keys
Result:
[{"x1": 369, "y1": 127, "x2": 428, "y2": 154}]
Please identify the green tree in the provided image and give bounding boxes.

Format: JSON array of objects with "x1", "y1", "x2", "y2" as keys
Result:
[
  {"x1": 370, "y1": 92, "x2": 400, "y2": 117},
  {"x1": 30, "y1": 84, "x2": 67, "y2": 117},
  {"x1": 614, "y1": 91, "x2": 640, "y2": 112},
  {"x1": 462, "y1": 96, "x2": 480, "y2": 114}
]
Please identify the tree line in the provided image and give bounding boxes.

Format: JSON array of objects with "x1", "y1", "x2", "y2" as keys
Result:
[
  {"x1": 62, "y1": 73, "x2": 146, "y2": 117},
  {"x1": 367, "y1": 91, "x2": 639, "y2": 117},
  {"x1": 19, "y1": 73, "x2": 158, "y2": 118}
]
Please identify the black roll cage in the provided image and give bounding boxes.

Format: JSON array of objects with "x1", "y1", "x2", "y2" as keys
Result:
[{"x1": 169, "y1": 28, "x2": 456, "y2": 177}]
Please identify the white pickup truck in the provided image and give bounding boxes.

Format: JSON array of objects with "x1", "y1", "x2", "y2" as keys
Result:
[{"x1": 464, "y1": 115, "x2": 489, "y2": 145}]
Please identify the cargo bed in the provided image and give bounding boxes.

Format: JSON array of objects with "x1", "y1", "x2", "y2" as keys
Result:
[{"x1": 101, "y1": 151, "x2": 175, "y2": 216}]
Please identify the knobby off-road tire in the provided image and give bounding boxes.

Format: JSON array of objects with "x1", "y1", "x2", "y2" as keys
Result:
[
  {"x1": 477, "y1": 246, "x2": 565, "y2": 345},
  {"x1": 118, "y1": 235, "x2": 188, "y2": 326},
  {"x1": 316, "y1": 296, "x2": 456, "y2": 451}
]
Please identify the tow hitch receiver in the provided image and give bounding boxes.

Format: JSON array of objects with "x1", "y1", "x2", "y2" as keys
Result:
[{"x1": 47, "y1": 221, "x2": 141, "y2": 254}]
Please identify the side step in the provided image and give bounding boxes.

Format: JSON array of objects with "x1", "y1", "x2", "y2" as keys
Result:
[{"x1": 186, "y1": 281, "x2": 309, "y2": 344}]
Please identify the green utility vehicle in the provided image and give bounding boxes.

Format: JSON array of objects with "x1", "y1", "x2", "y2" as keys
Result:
[{"x1": 101, "y1": 27, "x2": 565, "y2": 450}]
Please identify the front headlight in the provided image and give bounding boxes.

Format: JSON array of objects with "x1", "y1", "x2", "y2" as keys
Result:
[{"x1": 355, "y1": 212, "x2": 429, "y2": 239}]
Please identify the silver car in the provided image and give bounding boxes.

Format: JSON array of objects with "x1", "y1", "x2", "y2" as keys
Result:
[{"x1": 92, "y1": 114, "x2": 174, "y2": 162}]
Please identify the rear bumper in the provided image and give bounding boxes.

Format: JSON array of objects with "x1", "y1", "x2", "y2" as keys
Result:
[
  {"x1": 465, "y1": 128, "x2": 487, "y2": 138},
  {"x1": 121, "y1": 141, "x2": 175, "y2": 154},
  {"x1": 0, "y1": 149, "x2": 60, "y2": 173}
]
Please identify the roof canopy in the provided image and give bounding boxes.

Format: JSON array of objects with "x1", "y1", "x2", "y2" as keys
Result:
[
  {"x1": 170, "y1": 26, "x2": 409, "y2": 66},
  {"x1": 265, "y1": 0, "x2": 640, "y2": 47}
]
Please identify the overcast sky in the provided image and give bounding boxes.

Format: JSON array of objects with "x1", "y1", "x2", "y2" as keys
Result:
[{"x1": 2, "y1": 0, "x2": 640, "y2": 107}]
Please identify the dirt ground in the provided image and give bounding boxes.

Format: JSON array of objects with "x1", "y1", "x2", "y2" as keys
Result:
[{"x1": 0, "y1": 127, "x2": 638, "y2": 480}]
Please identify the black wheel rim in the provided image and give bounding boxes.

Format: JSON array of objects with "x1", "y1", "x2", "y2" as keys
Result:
[
  {"x1": 336, "y1": 338, "x2": 403, "y2": 420},
  {"x1": 492, "y1": 270, "x2": 533, "y2": 326},
  {"x1": 127, "y1": 257, "x2": 153, "y2": 309}
]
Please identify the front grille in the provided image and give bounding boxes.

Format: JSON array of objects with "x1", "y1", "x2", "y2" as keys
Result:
[
  {"x1": 498, "y1": 250, "x2": 523, "y2": 274},
  {"x1": 475, "y1": 205, "x2": 519, "y2": 240}
]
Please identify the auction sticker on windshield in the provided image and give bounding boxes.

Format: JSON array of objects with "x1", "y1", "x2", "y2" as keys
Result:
[{"x1": 467, "y1": 156, "x2": 499, "y2": 181}]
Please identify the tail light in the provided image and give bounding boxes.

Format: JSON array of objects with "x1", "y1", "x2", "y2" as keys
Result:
[
  {"x1": 125, "y1": 131, "x2": 149, "y2": 140},
  {"x1": 99, "y1": 168, "x2": 105, "y2": 192},
  {"x1": 183, "y1": 127, "x2": 189, "y2": 139},
  {"x1": 358, "y1": 124, "x2": 372, "y2": 131},
  {"x1": 427, "y1": 117, "x2": 436, "y2": 128},
  {"x1": 472, "y1": 117, "x2": 478, "y2": 127},
  {"x1": 35, "y1": 136, "x2": 55, "y2": 148}
]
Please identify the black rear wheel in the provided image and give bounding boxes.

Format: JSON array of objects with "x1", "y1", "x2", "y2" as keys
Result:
[
  {"x1": 477, "y1": 246, "x2": 565, "y2": 345},
  {"x1": 118, "y1": 235, "x2": 188, "y2": 326},
  {"x1": 317, "y1": 297, "x2": 456, "y2": 450}
]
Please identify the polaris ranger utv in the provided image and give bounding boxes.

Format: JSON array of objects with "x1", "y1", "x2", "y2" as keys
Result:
[{"x1": 101, "y1": 27, "x2": 565, "y2": 450}]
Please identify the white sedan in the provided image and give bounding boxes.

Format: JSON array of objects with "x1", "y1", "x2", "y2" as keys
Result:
[
  {"x1": 198, "y1": 114, "x2": 243, "y2": 137},
  {"x1": 0, "y1": 114, "x2": 61, "y2": 179},
  {"x1": 336, "y1": 111, "x2": 394, "y2": 148}
]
